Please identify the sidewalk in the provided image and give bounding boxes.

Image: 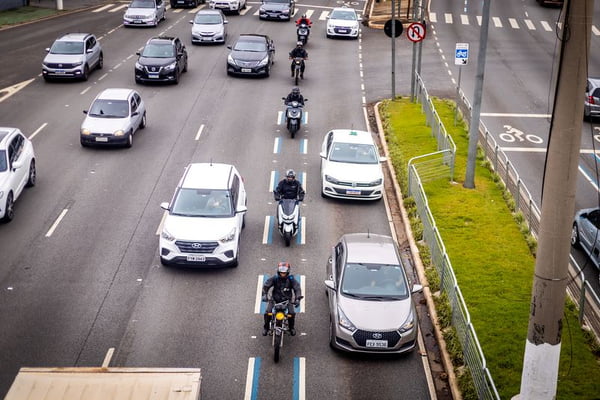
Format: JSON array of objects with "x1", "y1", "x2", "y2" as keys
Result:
[
  {"x1": 27, "y1": 0, "x2": 115, "y2": 11},
  {"x1": 364, "y1": 0, "x2": 413, "y2": 29}
]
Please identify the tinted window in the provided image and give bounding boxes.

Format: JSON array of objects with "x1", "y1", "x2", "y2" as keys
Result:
[
  {"x1": 0, "y1": 151, "x2": 7, "y2": 172},
  {"x1": 50, "y1": 41, "x2": 84, "y2": 55},
  {"x1": 89, "y1": 99, "x2": 129, "y2": 118},
  {"x1": 141, "y1": 43, "x2": 175, "y2": 58},
  {"x1": 234, "y1": 39, "x2": 267, "y2": 52},
  {"x1": 130, "y1": 0, "x2": 155, "y2": 8},
  {"x1": 341, "y1": 263, "x2": 408, "y2": 298},
  {"x1": 329, "y1": 143, "x2": 378, "y2": 164}
]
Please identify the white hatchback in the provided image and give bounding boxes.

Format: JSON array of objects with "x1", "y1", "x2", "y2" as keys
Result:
[
  {"x1": 326, "y1": 7, "x2": 360, "y2": 39},
  {"x1": 0, "y1": 128, "x2": 36, "y2": 223},
  {"x1": 320, "y1": 129, "x2": 386, "y2": 200},
  {"x1": 159, "y1": 163, "x2": 247, "y2": 267}
]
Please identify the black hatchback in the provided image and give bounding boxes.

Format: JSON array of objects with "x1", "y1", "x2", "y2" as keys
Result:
[
  {"x1": 226, "y1": 34, "x2": 275, "y2": 77},
  {"x1": 135, "y1": 36, "x2": 188, "y2": 84}
]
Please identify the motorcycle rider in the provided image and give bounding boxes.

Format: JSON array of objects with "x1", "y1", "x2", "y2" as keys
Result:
[
  {"x1": 295, "y1": 13, "x2": 312, "y2": 27},
  {"x1": 274, "y1": 169, "x2": 305, "y2": 202},
  {"x1": 284, "y1": 87, "x2": 305, "y2": 106},
  {"x1": 289, "y1": 41, "x2": 308, "y2": 79},
  {"x1": 262, "y1": 262, "x2": 302, "y2": 336}
]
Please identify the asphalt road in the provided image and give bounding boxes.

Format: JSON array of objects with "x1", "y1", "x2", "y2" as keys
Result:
[{"x1": 0, "y1": 2, "x2": 434, "y2": 399}]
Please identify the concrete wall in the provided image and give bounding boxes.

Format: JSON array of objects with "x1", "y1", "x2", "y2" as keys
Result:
[{"x1": 0, "y1": 0, "x2": 28, "y2": 11}]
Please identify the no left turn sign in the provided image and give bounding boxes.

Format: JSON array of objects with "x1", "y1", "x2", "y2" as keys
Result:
[{"x1": 407, "y1": 22, "x2": 426, "y2": 42}]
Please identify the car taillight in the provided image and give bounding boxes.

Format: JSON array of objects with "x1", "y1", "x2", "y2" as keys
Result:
[{"x1": 589, "y1": 95, "x2": 595, "y2": 105}]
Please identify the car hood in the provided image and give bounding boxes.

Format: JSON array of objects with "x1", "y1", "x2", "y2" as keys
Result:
[
  {"x1": 192, "y1": 23, "x2": 224, "y2": 35},
  {"x1": 43, "y1": 53, "x2": 84, "y2": 64},
  {"x1": 230, "y1": 50, "x2": 267, "y2": 62},
  {"x1": 164, "y1": 214, "x2": 236, "y2": 241},
  {"x1": 338, "y1": 295, "x2": 412, "y2": 331},
  {"x1": 261, "y1": 3, "x2": 289, "y2": 10},
  {"x1": 323, "y1": 161, "x2": 383, "y2": 182},
  {"x1": 81, "y1": 116, "x2": 131, "y2": 134},
  {"x1": 328, "y1": 19, "x2": 358, "y2": 28},
  {"x1": 125, "y1": 7, "x2": 157, "y2": 17},
  {"x1": 138, "y1": 56, "x2": 176, "y2": 66}
]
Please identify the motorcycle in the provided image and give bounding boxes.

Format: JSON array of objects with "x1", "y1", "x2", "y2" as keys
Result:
[
  {"x1": 297, "y1": 23, "x2": 310, "y2": 45},
  {"x1": 291, "y1": 57, "x2": 305, "y2": 85},
  {"x1": 266, "y1": 296, "x2": 303, "y2": 362},
  {"x1": 281, "y1": 97, "x2": 307, "y2": 138},
  {"x1": 274, "y1": 195, "x2": 300, "y2": 246}
]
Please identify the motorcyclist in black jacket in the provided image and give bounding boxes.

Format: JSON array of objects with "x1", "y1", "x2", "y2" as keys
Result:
[
  {"x1": 289, "y1": 41, "x2": 308, "y2": 78},
  {"x1": 274, "y1": 169, "x2": 305, "y2": 201},
  {"x1": 284, "y1": 87, "x2": 304, "y2": 106},
  {"x1": 262, "y1": 262, "x2": 302, "y2": 336}
]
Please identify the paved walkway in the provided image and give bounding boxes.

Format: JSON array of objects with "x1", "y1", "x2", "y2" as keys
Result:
[
  {"x1": 364, "y1": 0, "x2": 413, "y2": 29},
  {"x1": 27, "y1": 0, "x2": 115, "y2": 11}
]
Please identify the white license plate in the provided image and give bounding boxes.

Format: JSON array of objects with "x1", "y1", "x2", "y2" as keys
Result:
[
  {"x1": 95, "y1": 137, "x2": 108, "y2": 142},
  {"x1": 187, "y1": 255, "x2": 206, "y2": 262},
  {"x1": 346, "y1": 189, "x2": 361, "y2": 195},
  {"x1": 365, "y1": 339, "x2": 388, "y2": 348},
  {"x1": 54, "y1": 70, "x2": 66, "y2": 74},
  {"x1": 148, "y1": 74, "x2": 159, "y2": 79},
  {"x1": 241, "y1": 68, "x2": 252, "y2": 73},
  {"x1": 339, "y1": 29, "x2": 349, "y2": 33},
  {"x1": 134, "y1": 20, "x2": 143, "y2": 23}
]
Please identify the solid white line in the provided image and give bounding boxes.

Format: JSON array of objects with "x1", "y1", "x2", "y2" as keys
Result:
[
  {"x1": 298, "y1": 357, "x2": 306, "y2": 400},
  {"x1": 80, "y1": 86, "x2": 91, "y2": 95},
  {"x1": 244, "y1": 358, "x2": 257, "y2": 400},
  {"x1": 156, "y1": 210, "x2": 168, "y2": 235},
  {"x1": 509, "y1": 18, "x2": 519, "y2": 29},
  {"x1": 93, "y1": 4, "x2": 114, "y2": 12},
  {"x1": 254, "y1": 275, "x2": 263, "y2": 313},
  {"x1": 417, "y1": 328, "x2": 438, "y2": 400},
  {"x1": 109, "y1": 4, "x2": 127, "y2": 12},
  {"x1": 45, "y1": 209, "x2": 68, "y2": 237},
  {"x1": 29, "y1": 123, "x2": 47, "y2": 141},
  {"x1": 269, "y1": 171, "x2": 276, "y2": 192},
  {"x1": 524, "y1": 19, "x2": 535, "y2": 30},
  {"x1": 492, "y1": 16, "x2": 502, "y2": 28},
  {"x1": 300, "y1": 216, "x2": 306, "y2": 245},
  {"x1": 460, "y1": 14, "x2": 468, "y2": 25},
  {"x1": 195, "y1": 124, "x2": 205, "y2": 141},
  {"x1": 500, "y1": 147, "x2": 546, "y2": 152},
  {"x1": 262, "y1": 216, "x2": 270, "y2": 244},
  {"x1": 480, "y1": 113, "x2": 550, "y2": 118},
  {"x1": 102, "y1": 348, "x2": 115, "y2": 367},
  {"x1": 541, "y1": 21, "x2": 552, "y2": 31}
]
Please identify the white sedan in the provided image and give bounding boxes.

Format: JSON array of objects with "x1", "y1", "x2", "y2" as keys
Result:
[{"x1": 320, "y1": 129, "x2": 386, "y2": 200}]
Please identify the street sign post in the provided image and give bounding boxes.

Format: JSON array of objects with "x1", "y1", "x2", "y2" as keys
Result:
[
  {"x1": 406, "y1": 22, "x2": 426, "y2": 43},
  {"x1": 455, "y1": 43, "x2": 469, "y2": 65}
]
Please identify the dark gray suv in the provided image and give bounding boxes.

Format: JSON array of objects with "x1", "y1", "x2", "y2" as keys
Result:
[{"x1": 42, "y1": 33, "x2": 103, "y2": 81}]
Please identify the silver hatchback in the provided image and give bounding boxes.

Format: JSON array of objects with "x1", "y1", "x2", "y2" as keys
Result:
[{"x1": 325, "y1": 233, "x2": 422, "y2": 354}]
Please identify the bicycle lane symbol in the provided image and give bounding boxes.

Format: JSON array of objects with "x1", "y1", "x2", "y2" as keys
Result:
[{"x1": 499, "y1": 125, "x2": 543, "y2": 144}]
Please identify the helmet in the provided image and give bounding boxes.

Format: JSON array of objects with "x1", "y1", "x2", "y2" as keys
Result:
[
  {"x1": 296, "y1": 41, "x2": 303, "y2": 47},
  {"x1": 286, "y1": 169, "x2": 296, "y2": 179},
  {"x1": 301, "y1": 14, "x2": 307, "y2": 18},
  {"x1": 277, "y1": 262, "x2": 290, "y2": 277},
  {"x1": 292, "y1": 87, "x2": 300, "y2": 95}
]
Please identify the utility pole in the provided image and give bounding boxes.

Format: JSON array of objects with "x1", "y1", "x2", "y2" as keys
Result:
[
  {"x1": 391, "y1": 0, "x2": 396, "y2": 99},
  {"x1": 515, "y1": 0, "x2": 592, "y2": 398},
  {"x1": 463, "y1": 0, "x2": 491, "y2": 189}
]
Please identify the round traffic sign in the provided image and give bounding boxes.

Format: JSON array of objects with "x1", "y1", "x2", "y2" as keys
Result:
[
  {"x1": 406, "y1": 22, "x2": 426, "y2": 42},
  {"x1": 384, "y1": 19, "x2": 403, "y2": 38}
]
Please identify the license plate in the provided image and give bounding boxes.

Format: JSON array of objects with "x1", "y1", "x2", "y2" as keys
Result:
[
  {"x1": 346, "y1": 189, "x2": 361, "y2": 195},
  {"x1": 148, "y1": 74, "x2": 159, "y2": 79},
  {"x1": 241, "y1": 68, "x2": 252, "y2": 73},
  {"x1": 366, "y1": 339, "x2": 388, "y2": 348},
  {"x1": 95, "y1": 137, "x2": 108, "y2": 142},
  {"x1": 187, "y1": 255, "x2": 206, "y2": 262},
  {"x1": 54, "y1": 70, "x2": 66, "y2": 74},
  {"x1": 134, "y1": 20, "x2": 143, "y2": 23},
  {"x1": 339, "y1": 29, "x2": 349, "y2": 33}
]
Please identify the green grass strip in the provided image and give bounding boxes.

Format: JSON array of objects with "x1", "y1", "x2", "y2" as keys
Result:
[{"x1": 0, "y1": 7, "x2": 61, "y2": 28}]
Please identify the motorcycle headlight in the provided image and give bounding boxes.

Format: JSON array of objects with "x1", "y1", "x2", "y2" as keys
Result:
[
  {"x1": 161, "y1": 228, "x2": 175, "y2": 242},
  {"x1": 368, "y1": 178, "x2": 383, "y2": 186},
  {"x1": 338, "y1": 307, "x2": 357, "y2": 333},
  {"x1": 399, "y1": 309, "x2": 415, "y2": 333},
  {"x1": 275, "y1": 311, "x2": 285, "y2": 321},
  {"x1": 164, "y1": 62, "x2": 177, "y2": 71},
  {"x1": 257, "y1": 56, "x2": 269, "y2": 67},
  {"x1": 113, "y1": 129, "x2": 125, "y2": 137},
  {"x1": 325, "y1": 174, "x2": 340, "y2": 184},
  {"x1": 219, "y1": 227, "x2": 237, "y2": 243},
  {"x1": 81, "y1": 128, "x2": 91, "y2": 136}
]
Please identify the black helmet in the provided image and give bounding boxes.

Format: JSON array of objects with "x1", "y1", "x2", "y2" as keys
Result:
[
  {"x1": 296, "y1": 41, "x2": 303, "y2": 47},
  {"x1": 277, "y1": 262, "x2": 291, "y2": 277},
  {"x1": 292, "y1": 87, "x2": 300, "y2": 95},
  {"x1": 286, "y1": 169, "x2": 296, "y2": 179},
  {"x1": 301, "y1": 14, "x2": 307, "y2": 18}
]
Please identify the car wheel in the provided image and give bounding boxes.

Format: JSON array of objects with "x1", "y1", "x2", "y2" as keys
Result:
[
  {"x1": 140, "y1": 112, "x2": 147, "y2": 129},
  {"x1": 80, "y1": 138, "x2": 88, "y2": 147},
  {"x1": 329, "y1": 317, "x2": 337, "y2": 349},
  {"x1": 183, "y1": 58, "x2": 188, "y2": 73},
  {"x1": 2, "y1": 192, "x2": 14, "y2": 223},
  {"x1": 264, "y1": 64, "x2": 270, "y2": 77},
  {"x1": 174, "y1": 69, "x2": 180, "y2": 84},
  {"x1": 125, "y1": 132, "x2": 133, "y2": 148},
  {"x1": 231, "y1": 242, "x2": 239, "y2": 268},
  {"x1": 571, "y1": 223, "x2": 581, "y2": 248},
  {"x1": 97, "y1": 53, "x2": 104, "y2": 70},
  {"x1": 242, "y1": 0, "x2": 246, "y2": 9},
  {"x1": 81, "y1": 65, "x2": 89, "y2": 81},
  {"x1": 25, "y1": 160, "x2": 36, "y2": 188}
]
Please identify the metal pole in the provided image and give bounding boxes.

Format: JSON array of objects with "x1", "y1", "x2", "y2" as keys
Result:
[
  {"x1": 454, "y1": 67, "x2": 462, "y2": 126},
  {"x1": 391, "y1": 0, "x2": 395, "y2": 99},
  {"x1": 409, "y1": 0, "x2": 417, "y2": 102},
  {"x1": 463, "y1": 0, "x2": 491, "y2": 188},
  {"x1": 416, "y1": 0, "x2": 424, "y2": 98}
]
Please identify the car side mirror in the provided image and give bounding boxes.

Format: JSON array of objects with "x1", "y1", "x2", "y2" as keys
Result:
[
  {"x1": 224, "y1": 20, "x2": 229, "y2": 24},
  {"x1": 160, "y1": 202, "x2": 169, "y2": 211},
  {"x1": 411, "y1": 284, "x2": 423, "y2": 294},
  {"x1": 132, "y1": 111, "x2": 139, "y2": 116},
  {"x1": 319, "y1": 151, "x2": 326, "y2": 158},
  {"x1": 189, "y1": 20, "x2": 194, "y2": 24},
  {"x1": 136, "y1": 51, "x2": 141, "y2": 56},
  {"x1": 304, "y1": 98, "x2": 308, "y2": 102},
  {"x1": 324, "y1": 280, "x2": 335, "y2": 290},
  {"x1": 379, "y1": 156, "x2": 388, "y2": 162},
  {"x1": 45, "y1": 47, "x2": 50, "y2": 52},
  {"x1": 236, "y1": 205, "x2": 248, "y2": 214},
  {"x1": 227, "y1": 45, "x2": 232, "y2": 49},
  {"x1": 83, "y1": 110, "x2": 88, "y2": 114}
]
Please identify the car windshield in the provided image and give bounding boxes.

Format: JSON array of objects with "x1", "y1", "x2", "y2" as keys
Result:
[
  {"x1": 130, "y1": 0, "x2": 155, "y2": 8},
  {"x1": 0, "y1": 151, "x2": 7, "y2": 172},
  {"x1": 141, "y1": 43, "x2": 175, "y2": 58},
  {"x1": 195, "y1": 14, "x2": 222, "y2": 24},
  {"x1": 88, "y1": 99, "x2": 129, "y2": 118},
  {"x1": 329, "y1": 143, "x2": 378, "y2": 164},
  {"x1": 264, "y1": 0, "x2": 289, "y2": 3},
  {"x1": 49, "y1": 41, "x2": 84, "y2": 55},
  {"x1": 341, "y1": 263, "x2": 408, "y2": 299},
  {"x1": 171, "y1": 188, "x2": 233, "y2": 217},
  {"x1": 234, "y1": 40, "x2": 267, "y2": 52},
  {"x1": 330, "y1": 10, "x2": 357, "y2": 20}
]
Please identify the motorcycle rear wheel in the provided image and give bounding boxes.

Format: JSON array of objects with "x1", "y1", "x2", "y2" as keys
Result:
[{"x1": 284, "y1": 231, "x2": 292, "y2": 246}]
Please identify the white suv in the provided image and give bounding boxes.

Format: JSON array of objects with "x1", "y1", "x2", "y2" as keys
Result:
[
  {"x1": 159, "y1": 163, "x2": 247, "y2": 267},
  {"x1": 0, "y1": 128, "x2": 36, "y2": 223},
  {"x1": 42, "y1": 33, "x2": 103, "y2": 81},
  {"x1": 209, "y1": 0, "x2": 246, "y2": 14}
]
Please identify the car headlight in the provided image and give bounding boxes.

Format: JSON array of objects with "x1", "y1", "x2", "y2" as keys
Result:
[
  {"x1": 219, "y1": 227, "x2": 237, "y2": 243},
  {"x1": 282, "y1": 7, "x2": 289, "y2": 13},
  {"x1": 135, "y1": 61, "x2": 143, "y2": 70},
  {"x1": 81, "y1": 128, "x2": 91, "y2": 136},
  {"x1": 227, "y1": 54, "x2": 235, "y2": 65},
  {"x1": 368, "y1": 178, "x2": 383, "y2": 186},
  {"x1": 325, "y1": 174, "x2": 340, "y2": 184},
  {"x1": 113, "y1": 130, "x2": 125, "y2": 137},
  {"x1": 338, "y1": 307, "x2": 357, "y2": 333},
  {"x1": 399, "y1": 309, "x2": 415, "y2": 333},
  {"x1": 164, "y1": 62, "x2": 177, "y2": 71},
  {"x1": 161, "y1": 228, "x2": 175, "y2": 242},
  {"x1": 257, "y1": 56, "x2": 269, "y2": 67},
  {"x1": 71, "y1": 61, "x2": 83, "y2": 67}
]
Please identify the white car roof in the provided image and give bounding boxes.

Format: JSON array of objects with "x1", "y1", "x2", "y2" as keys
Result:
[
  {"x1": 329, "y1": 129, "x2": 375, "y2": 145},
  {"x1": 95, "y1": 88, "x2": 135, "y2": 101},
  {"x1": 181, "y1": 163, "x2": 236, "y2": 190}
]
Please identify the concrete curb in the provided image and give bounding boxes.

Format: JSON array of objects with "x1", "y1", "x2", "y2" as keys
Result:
[{"x1": 374, "y1": 100, "x2": 462, "y2": 400}]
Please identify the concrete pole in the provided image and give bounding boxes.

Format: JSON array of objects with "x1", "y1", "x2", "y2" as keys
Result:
[
  {"x1": 391, "y1": 0, "x2": 395, "y2": 99},
  {"x1": 463, "y1": 0, "x2": 490, "y2": 189},
  {"x1": 515, "y1": 0, "x2": 592, "y2": 398},
  {"x1": 416, "y1": 0, "x2": 423, "y2": 85},
  {"x1": 56, "y1": 0, "x2": 63, "y2": 10}
]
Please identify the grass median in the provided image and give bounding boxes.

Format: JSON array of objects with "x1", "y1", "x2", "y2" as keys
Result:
[
  {"x1": 0, "y1": 6, "x2": 61, "y2": 28},
  {"x1": 380, "y1": 97, "x2": 600, "y2": 399}
]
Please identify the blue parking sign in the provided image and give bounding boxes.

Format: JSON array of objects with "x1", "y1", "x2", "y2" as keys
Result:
[{"x1": 455, "y1": 43, "x2": 469, "y2": 65}]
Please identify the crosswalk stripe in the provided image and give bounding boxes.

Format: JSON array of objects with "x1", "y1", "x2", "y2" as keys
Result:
[
  {"x1": 253, "y1": 9, "x2": 260, "y2": 15},
  {"x1": 460, "y1": 14, "x2": 468, "y2": 25},
  {"x1": 109, "y1": 4, "x2": 127, "y2": 12},
  {"x1": 540, "y1": 20, "x2": 552, "y2": 31},
  {"x1": 593, "y1": 25, "x2": 600, "y2": 36},
  {"x1": 508, "y1": 18, "x2": 519, "y2": 29},
  {"x1": 189, "y1": 5, "x2": 205, "y2": 12},
  {"x1": 492, "y1": 16, "x2": 502, "y2": 28},
  {"x1": 93, "y1": 4, "x2": 114, "y2": 12},
  {"x1": 240, "y1": 6, "x2": 252, "y2": 15},
  {"x1": 305, "y1": 9, "x2": 314, "y2": 18},
  {"x1": 524, "y1": 19, "x2": 535, "y2": 30},
  {"x1": 444, "y1": 13, "x2": 452, "y2": 24},
  {"x1": 172, "y1": 8, "x2": 184, "y2": 13},
  {"x1": 476, "y1": 15, "x2": 481, "y2": 26},
  {"x1": 429, "y1": 12, "x2": 437, "y2": 23},
  {"x1": 319, "y1": 10, "x2": 328, "y2": 20}
]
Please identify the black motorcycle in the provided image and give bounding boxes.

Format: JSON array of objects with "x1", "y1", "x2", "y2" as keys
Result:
[
  {"x1": 297, "y1": 23, "x2": 310, "y2": 45},
  {"x1": 282, "y1": 97, "x2": 307, "y2": 138},
  {"x1": 291, "y1": 57, "x2": 305, "y2": 85},
  {"x1": 266, "y1": 296, "x2": 303, "y2": 362}
]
